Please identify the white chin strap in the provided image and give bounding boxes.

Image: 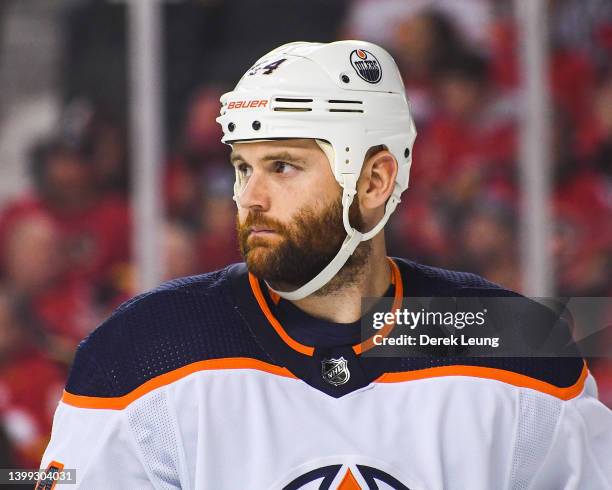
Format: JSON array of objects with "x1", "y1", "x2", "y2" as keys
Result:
[{"x1": 265, "y1": 173, "x2": 401, "y2": 301}]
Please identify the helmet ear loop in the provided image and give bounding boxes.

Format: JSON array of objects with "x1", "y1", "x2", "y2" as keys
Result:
[{"x1": 341, "y1": 174, "x2": 358, "y2": 236}]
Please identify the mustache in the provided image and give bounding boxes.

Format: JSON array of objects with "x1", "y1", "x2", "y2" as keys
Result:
[{"x1": 239, "y1": 212, "x2": 288, "y2": 235}]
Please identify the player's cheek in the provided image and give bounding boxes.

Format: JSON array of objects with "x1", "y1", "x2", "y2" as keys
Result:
[{"x1": 236, "y1": 208, "x2": 249, "y2": 226}]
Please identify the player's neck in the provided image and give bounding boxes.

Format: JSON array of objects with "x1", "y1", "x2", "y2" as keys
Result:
[{"x1": 289, "y1": 237, "x2": 390, "y2": 324}]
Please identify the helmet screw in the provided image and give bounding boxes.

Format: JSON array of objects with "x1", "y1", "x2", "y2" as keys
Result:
[
  {"x1": 252, "y1": 120, "x2": 261, "y2": 130},
  {"x1": 404, "y1": 148, "x2": 410, "y2": 158},
  {"x1": 341, "y1": 74, "x2": 350, "y2": 83}
]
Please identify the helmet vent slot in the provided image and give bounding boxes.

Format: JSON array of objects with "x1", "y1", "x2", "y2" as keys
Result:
[
  {"x1": 273, "y1": 107, "x2": 313, "y2": 112},
  {"x1": 272, "y1": 97, "x2": 314, "y2": 112},
  {"x1": 328, "y1": 109, "x2": 364, "y2": 113},
  {"x1": 328, "y1": 100, "x2": 363, "y2": 104},
  {"x1": 327, "y1": 99, "x2": 364, "y2": 113},
  {"x1": 274, "y1": 97, "x2": 313, "y2": 103}
]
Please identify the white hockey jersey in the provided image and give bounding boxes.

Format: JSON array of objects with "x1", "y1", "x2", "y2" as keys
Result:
[{"x1": 38, "y1": 259, "x2": 612, "y2": 489}]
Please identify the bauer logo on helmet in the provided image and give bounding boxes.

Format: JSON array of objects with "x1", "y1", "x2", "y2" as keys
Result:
[{"x1": 226, "y1": 99, "x2": 268, "y2": 110}]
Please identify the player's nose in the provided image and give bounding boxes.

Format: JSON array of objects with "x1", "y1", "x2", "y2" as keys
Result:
[{"x1": 237, "y1": 171, "x2": 271, "y2": 212}]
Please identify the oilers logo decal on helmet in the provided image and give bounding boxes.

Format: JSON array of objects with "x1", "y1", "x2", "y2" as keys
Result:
[
  {"x1": 349, "y1": 49, "x2": 382, "y2": 83},
  {"x1": 217, "y1": 41, "x2": 417, "y2": 300}
]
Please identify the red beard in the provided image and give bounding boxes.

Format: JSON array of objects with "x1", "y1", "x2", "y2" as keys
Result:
[{"x1": 237, "y1": 198, "x2": 370, "y2": 289}]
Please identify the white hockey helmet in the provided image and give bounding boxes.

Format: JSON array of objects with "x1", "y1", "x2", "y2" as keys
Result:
[{"x1": 217, "y1": 40, "x2": 417, "y2": 300}]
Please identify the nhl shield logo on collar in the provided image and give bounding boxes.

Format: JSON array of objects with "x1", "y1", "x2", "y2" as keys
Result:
[{"x1": 321, "y1": 357, "x2": 351, "y2": 386}]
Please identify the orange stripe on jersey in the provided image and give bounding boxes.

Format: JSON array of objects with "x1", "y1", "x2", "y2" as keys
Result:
[
  {"x1": 376, "y1": 361, "x2": 588, "y2": 401},
  {"x1": 353, "y1": 257, "x2": 403, "y2": 355},
  {"x1": 249, "y1": 257, "x2": 403, "y2": 357},
  {"x1": 61, "y1": 357, "x2": 297, "y2": 410},
  {"x1": 61, "y1": 358, "x2": 587, "y2": 410},
  {"x1": 249, "y1": 273, "x2": 315, "y2": 356}
]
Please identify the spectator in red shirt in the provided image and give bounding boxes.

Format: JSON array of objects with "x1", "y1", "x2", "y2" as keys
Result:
[
  {"x1": 1, "y1": 212, "x2": 98, "y2": 354},
  {"x1": 0, "y1": 287, "x2": 66, "y2": 468},
  {"x1": 551, "y1": 87, "x2": 611, "y2": 297},
  {"x1": 0, "y1": 138, "x2": 131, "y2": 290},
  {"x1": 390, "y1": 10, "x2": 466, "y2": 124},
  {"x1": 413, "y1": 49, "x2": 517, "y2": 200}
]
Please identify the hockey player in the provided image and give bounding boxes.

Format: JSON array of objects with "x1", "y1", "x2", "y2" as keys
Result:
[{"x1": 39, "y1": 41, "x2": 612, "y2": 489}]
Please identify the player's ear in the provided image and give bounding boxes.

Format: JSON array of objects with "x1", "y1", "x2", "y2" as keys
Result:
[{"x1": 357, "y1": 147, "x2": 398, "y2": 210}]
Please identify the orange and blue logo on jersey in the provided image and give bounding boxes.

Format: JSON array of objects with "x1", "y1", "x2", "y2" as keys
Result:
[{"x1": 281, "y1": 463, "x2": 410, "y2": 489}]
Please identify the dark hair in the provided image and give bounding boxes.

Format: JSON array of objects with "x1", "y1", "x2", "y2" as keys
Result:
[
  {"x1": 424, "y1": 10, "x2": 466, "y2": 68},
  {"x1": 434, "y1": 49, "x2": 490, "y2": 85},
  {"x1": 28, "y1": 138, "x2": 86, "y2": 192}
]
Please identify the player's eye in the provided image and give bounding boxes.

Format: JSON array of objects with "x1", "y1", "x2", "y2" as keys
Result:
[
  {"x1": 273, "y1": 161, "x2": 297, "y2": 174},
  {"x1": 236, "y1": 163, "x2": 252, "y2": 178}
]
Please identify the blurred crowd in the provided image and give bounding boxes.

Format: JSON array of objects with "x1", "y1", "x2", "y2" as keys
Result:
[{"x1": 0, "y1": 0, "x2": 611, "y2": 469}]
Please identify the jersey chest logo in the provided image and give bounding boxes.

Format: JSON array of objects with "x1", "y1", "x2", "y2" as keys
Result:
[
  {"x1": 321, "y1": 357, "x2": 351, "y2": 386},
  {"x1": 282, "y1": 464, "x2": 410, "y2": 489}
]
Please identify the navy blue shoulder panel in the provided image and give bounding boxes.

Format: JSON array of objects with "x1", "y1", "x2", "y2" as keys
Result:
[
  {"x1": 390, "y1": 257, "x2": 584, "y2": 389},
  {"x1": 66, "y1": 263, "x2": 271, "y2": 397},
  {"x1": 392, "y1": 257, "x2": 512, "y2": 296},
  {"x1": 66, "y1": 258, "x2": 585, "y2": 399}
]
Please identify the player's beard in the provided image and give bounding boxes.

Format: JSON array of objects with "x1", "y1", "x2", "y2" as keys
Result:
[{"x1": 237, "y1": 198, "x2": 371, "y2": 296}]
